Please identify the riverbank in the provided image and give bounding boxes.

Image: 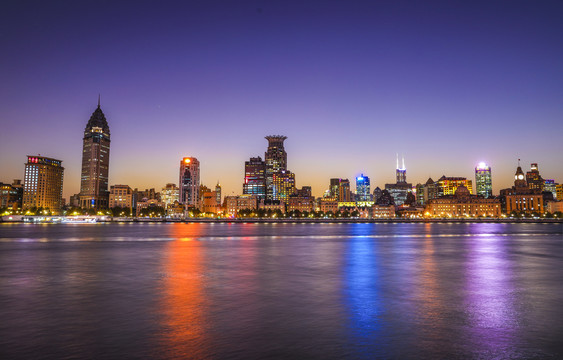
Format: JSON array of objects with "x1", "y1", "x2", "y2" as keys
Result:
[{"x1": 2, "y1": 216, "x2": 561, "y2": 224}]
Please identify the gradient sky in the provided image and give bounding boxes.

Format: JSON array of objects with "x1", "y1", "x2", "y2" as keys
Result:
[{"x1": 1, "y1": 0, "x2": 562, "y2": 199}]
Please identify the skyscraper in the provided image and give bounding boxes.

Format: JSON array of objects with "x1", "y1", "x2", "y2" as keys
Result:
[
  {"x1": 356, "y1": 174, "x2": 371, "y2": 201},
  {"x1": 243, "y1": 157, "x2": 266, "y2": 199},
  {"x1": 264, "y1": 135, "x2": 287, "y2": 200},
  {"x1": 396, "y1": 154, "x2": 406, "y2": 183},
  {"x1": 79, "y1": 98, "x2": 110, "y2": 209},
  {"x1": 475, "y1": 162, "x2": 492, "y2": 198},
  {"x1": 179, "y1": 157, "x2": 200, "y2": 208},
  {"x1": 23, "y1": 155, "x2": 64, "y2": 214},
  {"x1": 385, "y1": 155, "x2": 412, "y2": 205},
  {"x1": 338, "y1": 179, "x2": 351, "y2": 202},
  {"x1": 215, "y1": 182, "x2": 222, "y2": 205},
  {"x1": 272, "y1": 170, "x2": 296, "y2": 201},
  {"x1": 526, "y1": 163, "x2": 544, "y2": 191}
]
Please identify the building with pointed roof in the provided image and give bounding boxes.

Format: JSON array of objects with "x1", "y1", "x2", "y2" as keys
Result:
[{"x1": 79, "y1": 98, "x2": 110, "y2": 209}]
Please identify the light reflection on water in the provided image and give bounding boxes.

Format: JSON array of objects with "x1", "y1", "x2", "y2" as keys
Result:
[{"x1": 0, "y1": 222, "x2": 562, "y2": 359}]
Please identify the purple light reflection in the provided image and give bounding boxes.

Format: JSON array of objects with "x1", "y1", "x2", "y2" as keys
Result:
[{"x1": 464, "y1": 227, "x2": 519, "y2": 356}]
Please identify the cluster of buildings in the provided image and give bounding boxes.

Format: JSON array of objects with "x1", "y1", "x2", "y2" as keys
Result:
[{"x1": 2, "y1": 101, "x2": 563, "y2": 218}]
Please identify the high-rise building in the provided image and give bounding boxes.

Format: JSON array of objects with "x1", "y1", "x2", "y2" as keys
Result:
[
  {"x1": 329, "y1": 178, "x2": 340, "y2": 199},
  {"x1": 179, "y1": 157, "x2": 200, "y2": 208},
  {"x1": 475, "y1": 162, "x2": 492, "y2": 198},
  {"x1": 556, "y1": 184, "x2": 563, "y2": 201},
  {"x1": 264, "y1": 135, "x2": 287, "y2": 200},
  {"x1": 396, "y1": 154, "x2": 407, "y2": 183},
  {"x1": 215, "y1": 182, "x2": 222, "y2": 205},
  {"x1": 338, "y1": 179, "x2": 351, "y2": 202},
  {"x1": 544, "y1": 180, "x2": 557, "y2": 199},
  {"x1": 526, "y1": 163, "x2": 544, "y2": 191},
  {"x1": 243, "y1": 157, "x2": 266, "y2": 199},
  {"x1": 272, "y1": 170, "x2": 296, "y2": 201},
  {"x1": 385, "y1": 156, "x2": 412, "y2": 205},
  {"x1": 23, "y1": 156, "x2": 64, "y2": 214},
  {"x1": 79, "y1": 98, "x2": 110, "y2": 209},
  {"x1": 356, "y1": 174, "x2": 371, "y2": 201}
]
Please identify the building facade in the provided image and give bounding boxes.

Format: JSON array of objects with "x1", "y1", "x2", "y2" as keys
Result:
[
  {"x1": 0, "y1": 180, "x2": 23, "y2": 209},
  {"x1": 225, "y1": 195, "x2": 258, "y2": 217},
  {"x1": 272, "y1": 170, "x2": 296, "y2": 202},
  {"x1": 526, "y1": 163, "x2": 544, "y2": 191},
  {"x1": 502, "y1": 164, "x2": 544, "y2": 214},
  {"x1": 426, "y1": 185, "x2": 501, "y2": 217},
  {"x1": 109, "y1": 185, "x2": 134, "y2": 210},
  {"x1": 264, "y1": 135, "x2": 287, "y2": 200},
  {"x1": 243, "y1": 157, "x2": 266, "y2": 199},
  {"x1": 23, "y1": 156, "x2": 64, "y2": 214},
  {"x1": 179, "y1": 157, "x2": 200, "y2": 208},
  {"x1": 161, "y1": 183, "x2": 179, "y2": 208},
  {"x1": 475, "y1": 162, "x2": 492, "y2": 198},
  {"x1": 437, "y1": 176, "x2": 473, "y2": 196},
  {"x1": 79, "y1": 99, "x2": 110, "y2": 209},
  {"x1": 356, "y1": 174, "x2": 371, "y2": 201}
]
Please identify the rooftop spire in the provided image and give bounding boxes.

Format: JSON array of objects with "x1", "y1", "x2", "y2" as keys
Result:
[
  {"x1": 98, "y1": 94, "x2": 101, "y2": 108},
  {"x1": 396, "y1": 153, "x2": 399, "y2": 169},
  {"x1": 402, "y1": 155, "x2": 405, "y2": 170}
]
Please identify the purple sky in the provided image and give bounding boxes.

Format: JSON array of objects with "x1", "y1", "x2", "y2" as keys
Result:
[{"x1": 1, "y1": 0, "x2": 562, "y2": 199}]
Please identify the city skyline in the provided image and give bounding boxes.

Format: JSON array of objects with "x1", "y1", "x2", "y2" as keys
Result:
[{"x1": 1, "y1": 1, "x2": 562, "y2": 199}]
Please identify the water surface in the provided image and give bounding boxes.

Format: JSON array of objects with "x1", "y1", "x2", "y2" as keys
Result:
[{"x1": 1, "y1": 222, "x2": 562, "y2": 359}]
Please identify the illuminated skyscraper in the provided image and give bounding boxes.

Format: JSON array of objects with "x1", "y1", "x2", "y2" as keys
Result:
[
  {"x1": 79, "y1": 97, "x2": 110, "y2": 209},
  {"x1": 356, "y1": 174, "x2": 371, "y2": 201},
  {"x1": 272, "y1": 170, "x2": 296, "y2": 201},
  {"x1": 243, "y1": 157, "x2": 266, "y2": 199},
  {"x1": 396, "y1": 154, "x2": 406, "y2": 183},
  {"x1": 179, "y1": 157, "x2": 200, "y2": 208},
  {"x1": 215, "y1": 182, "x2": 222, "y2": 205},
  {"x1": 386, "y1": 155, "x2": 411, "y2": 205},
  {"x1": 23, "y1": 155, "x2": 64, "y2": 214},
  {"x1": 264, "y1": 135, "x2": 287, "y2": 200},
  {"x1": 475, "y1": 162, "x2": 492, "y2": 198},
  {"x1": 526, "y1": 163, "x2": 544, "y2": 191}
]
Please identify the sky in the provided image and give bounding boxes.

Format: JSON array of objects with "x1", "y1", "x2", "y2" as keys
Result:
[{"x1": 1, "y1": 0, "x2": 562, "y2": 199}]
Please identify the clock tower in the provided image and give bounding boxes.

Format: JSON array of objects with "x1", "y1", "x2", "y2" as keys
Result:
[{"x1": 514, "y1": 160, "x2": 527, "y2": 189}]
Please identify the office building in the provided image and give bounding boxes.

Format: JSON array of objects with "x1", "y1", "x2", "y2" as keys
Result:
[
  {"x1": 23, "y1": 155, "x2": 64, "y2": 214},
  {"x1": 437, "y1": 176, "x2": 473, "y2": 196},
  {"x1": 475, "y1": 162, "x2": 492, "y2": 198},
  {"x1": 265, "y1": 135, "x2": 287, "y2": 200},
  {"x1": 356, "y1": 174, "x2": 371, "y2": 201},
  {"x1": 544, "y1": 180, "x2": 557, "y2": 199},
  {"x1": 161, "y1": 183, "x2": 179, "y2": 208},
  {"x1": 243, "y1": 157, "x2": 266, "y2": 199},
  {"x1": 109, "y1": 184, "x2": 134, "y2": 210},
  {"x1": 225, "y1": 195, "x2": 259, "y2": 217},
  {"x1": 0, "y1": 180, "x2": 23, "y2": 209},
  {"x1": 79, "y1": 98, "x2": 110, "y2": 209},
  {"x1": 179, "y1": 157, "x2": 200, "y2": 208},
  {"x1": 526, "y1": 163, "x2": 544, "y2": 191},
  {"x1": 272, "y1": 170, "x2": 296, "y2": 201},
  {"x1": 215, "y1": 182, "x2": 222, "y2": 205}
]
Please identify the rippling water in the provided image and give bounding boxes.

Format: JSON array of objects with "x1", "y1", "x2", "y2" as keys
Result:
[{"x1": 1, "y1": 222, "x2": 562, "y2": 359}]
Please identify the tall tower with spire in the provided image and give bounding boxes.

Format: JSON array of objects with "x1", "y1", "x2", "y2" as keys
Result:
[
  {"x1": 396, "y1": 154, "x2": 407, "y2": 183},
  {"x1": 79, "y1": 97, "x2": 111, "y2": 209}
]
